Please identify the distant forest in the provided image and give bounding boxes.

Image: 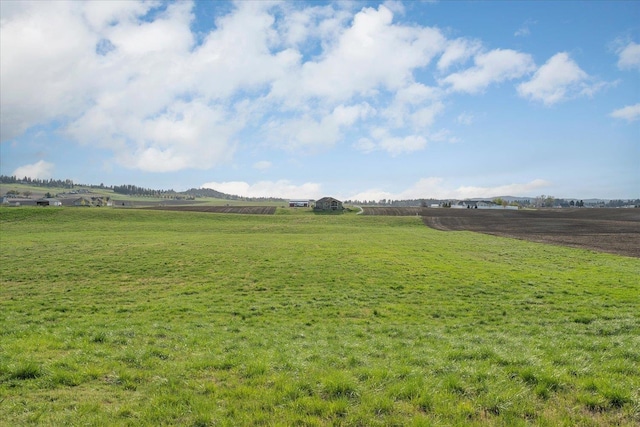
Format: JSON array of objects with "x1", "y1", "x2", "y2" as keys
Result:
[{"x1": 1, "y1": 174, "x2": 637, "y2": 207}]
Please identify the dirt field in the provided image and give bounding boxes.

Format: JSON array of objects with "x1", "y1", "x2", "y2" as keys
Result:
[
  {"x1": 362, "y1": 207, "x2": 640, "y2": 257},
  {"x1": 358, "y1": 207, "x2": 424, "y2": 216},
  {"x1": 145, "y1": 205, "x2": 277, "y2": 215}
]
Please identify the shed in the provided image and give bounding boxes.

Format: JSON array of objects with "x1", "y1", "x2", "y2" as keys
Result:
[
  {"x1": 37, "y1": 198, "x2": 62, "y2": 207},
  {"x1": 289, "y1": 200, "x2": 310, "y2": 208}
]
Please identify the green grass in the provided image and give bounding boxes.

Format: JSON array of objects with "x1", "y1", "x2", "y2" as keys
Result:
[{"x1": 1, "y1": 207, "x2": 638, "y2": 426}]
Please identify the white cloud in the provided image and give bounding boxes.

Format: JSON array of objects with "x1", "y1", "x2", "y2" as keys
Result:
[
  {"x1": 430, "y1": 128, "x2": 459, "y2": 144},
  {"x1": 514, "y1": 20, "x2": 536, "y2": 37},
  {"x1": 201, "y1": 180, "x2": 323, "y2": 199},
  {"x1": 270, "y1": 4, "x2": 446, "y2": 105},
  {"x1": 266, "y1": 103, "x2": 374, "y2": 150},
  {"x1": 616, "y1": 41, "x2": 640, "y2": 70},
  {"x1": 68, "y1": 100, "x2": 242, "y2": 172},
  {"x1": 276, "y1": 3, "x2": 351, "y2": 48},
  {"x1": 378, "y1": 135, "x2": 428, "y2": 155},
  {"x1": 456, "y1": 112, "x2": 475, "y2": 125},
  {"x1": 1, "y1": 1, "x2": 451, "y2": 169},
  {"x1": 253, "y1": 160, "x2": 273, "y2": 170},
  {"x1": 437, "y1": 38, "x2": 481, "y2": 71},
  {"x1": 410, "y1": 102, "x2": 445, "y2": 129},
  {"x1": 348, "y1": 178, "x2": 551, "y2": 201},
  {"x1": 517, "y1": 52, "x2": 600, "y2": 105},
  {"x1": 82, "y1": 1, "x2": 157, "y2": 32},
  {"x1": 0, "y1": 1, "x2": 98, "y2": 141},
  {"x1": 383, "y1": 84, "x2": 443, "y2": 129},
  {"x1": 2, "y1": 1, "x2": 610, "y2": 180},
  {"x1": 356, "y1": 126, "x2": 431, "y2": 155},
  {"x1": 440, "y1": 49, "x2": 535, "y2": 93},
  {"x1": 609, "y1": 103, "x2": 640, "y2": 122},
  {"x1": 12, "y1": 160, "x2": 54, "y2": 180}
]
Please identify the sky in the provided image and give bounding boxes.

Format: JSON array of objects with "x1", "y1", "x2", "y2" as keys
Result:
[{"x1": 1, "y1": 0, "x2": 639, "y2": 201}]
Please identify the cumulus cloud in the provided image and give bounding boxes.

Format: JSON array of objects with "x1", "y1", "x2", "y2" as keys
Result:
[
  {"x1": 517, "y1": 52, "x2": 601, "y2": 105},
  {"x1": 616, "y1": 41, "x2": 640, "y2": 70},
  {"x1": 1, "y1": 1, "x2": 454, "y2": 169},
  {"x1": 348, "y1": 178, "x2": 551, "y2": 201},
  {"x1": 12, "y1": 160, "x2": 54, "y2": 180},
  {"x1": 0, "y1": 1, "x2": 614, "y2": 176},
  {"x1": 382, "y1": 84, "x2": 443, "y2": 128},
  {"x1": 266, "y1": 103, "x2": 375, "y2": 150},
  {"x1": 0, "y1": 1, "x2": 99, "y2": 141},
  {"x1": 440, "y1": 49, "x2": 535, "y2": 93},
  {"x1": 270, "y1": 4, "x2": 446, "y2": 105},
  {"x1": 609, "y1": 103, "x2": 640, "y2": 122},
  {"x1": 201, "y1": 180, "x2": 323, "y2": 199}
]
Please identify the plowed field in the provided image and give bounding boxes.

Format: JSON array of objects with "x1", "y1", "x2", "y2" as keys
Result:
[
  {"x1": 359, "y1": 207, "x2": 423, "y2": 216},
  {"x1": 145, "y1": 205, "x2": 277, "y2": 215},
  {"x1": 362, "y1": 207, "x2": 639, "y2": 257},
  {"x1": 421, "y1": 208, "x2": 640, "y2": 257}
]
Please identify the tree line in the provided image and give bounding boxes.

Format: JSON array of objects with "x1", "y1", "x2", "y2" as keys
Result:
[
  {"x1": 112, "y1": 184, "x2": 176, "y2": 197},
  {"x1": 0, "y1": 175, "x2": 75, "y2": 188}
]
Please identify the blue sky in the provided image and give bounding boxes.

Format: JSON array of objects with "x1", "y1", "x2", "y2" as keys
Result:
[{"x1": 1, "y1": 0, "x2": 638, "y2": 200}]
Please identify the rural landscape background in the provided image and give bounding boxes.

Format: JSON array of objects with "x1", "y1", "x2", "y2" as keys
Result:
[
  {"x1": 1, "y1": 0, "x2": 639, "y2": 425},
  {"x1": 1, "y1": 177, "x2": 639, "y2": 426}
]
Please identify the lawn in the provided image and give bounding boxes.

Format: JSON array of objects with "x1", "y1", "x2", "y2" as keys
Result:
[{"x1": 1, "y1": 207, "x2": 638, "y2": 426}]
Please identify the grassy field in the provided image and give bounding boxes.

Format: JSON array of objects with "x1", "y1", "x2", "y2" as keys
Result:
[{"x1": 1, "y1": 207, "x2": 638, "y2": 426}]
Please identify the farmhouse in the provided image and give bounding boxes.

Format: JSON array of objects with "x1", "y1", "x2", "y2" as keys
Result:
[
  {"x1": 36, "y1": 198, "x2": 62, "y2": 207},
  {"x1": 314, "y1": 197, "x2": 343, "y2": 211}
]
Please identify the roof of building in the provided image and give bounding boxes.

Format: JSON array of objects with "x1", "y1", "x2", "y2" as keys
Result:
[{"x1": 316, "y1": 196, "x2": 342, "y2": 203}]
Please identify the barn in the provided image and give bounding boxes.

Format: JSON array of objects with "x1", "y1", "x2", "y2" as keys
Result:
[{"x1": 314, "y1": 197, "x2": 343, "y2": 211}]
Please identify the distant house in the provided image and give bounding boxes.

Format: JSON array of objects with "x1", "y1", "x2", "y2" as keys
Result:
[
  {"x1": 314, "y1": 197, "x2": 343, "y2": 211},
  {"x1": 91, "y1": 196, "x2": 112, "y2": 207},
  {"x1": 477, "y1": 201, "x2": 497, "y2": 209},
  {"x1": 289, "y1": 200, "x2": 310, "y2": 208},
  {"x1": 2, "y1": 196, "x2": 21, "y2": 207},
  {"x1": 37, "y1": 198, "x2": 62, "y2": 207},
  {"x1": 73, "y1": 197, "x2": 92, "y2": 207},
  {"x1": 451, "y1": 200, "x2": 518, "y2": 210},
  {"x1": 452, "y1": 200, "x2": 478, "y2": 209}
]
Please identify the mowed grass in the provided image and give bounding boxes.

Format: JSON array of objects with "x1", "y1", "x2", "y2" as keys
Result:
[{"x1": 0, "y1": 208, "x2": 638, "y2": 426}]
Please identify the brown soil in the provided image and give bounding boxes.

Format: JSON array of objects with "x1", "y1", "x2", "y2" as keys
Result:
[
  {"x1": 358, "y1": 207, "x2": 423, "y2": 216},
  {"x1": 145, "y1": 205, "x2": 277, "y2": 215},
  {"x1": 363, "y1": 207, "x2": 640, "y2": 258}
]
